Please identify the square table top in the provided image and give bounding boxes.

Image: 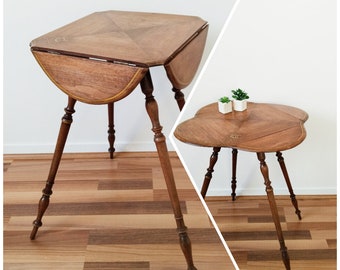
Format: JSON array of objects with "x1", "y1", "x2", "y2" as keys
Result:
[{"x1": 30, "y1": 10, "x2": 208, "y2": 67}]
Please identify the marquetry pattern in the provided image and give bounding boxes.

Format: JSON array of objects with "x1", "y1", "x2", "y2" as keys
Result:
[
  {"x1": 3, "y1": 152, "x2": 235, "y2": 270},
  {"x1": 206, "y1": 195, "x2": 336, "y2": 269}
]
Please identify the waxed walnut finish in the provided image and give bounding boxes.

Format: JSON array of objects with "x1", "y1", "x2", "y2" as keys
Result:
[
  {"x1": 174, "y1": 102, "x2": 308, "y2": 270},
  {"x1": 30, "y1": 11, "x2": 208, "y2": 270}
]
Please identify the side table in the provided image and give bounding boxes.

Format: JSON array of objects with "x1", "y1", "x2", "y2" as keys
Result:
[
  {"x1": 174, "y1": 102, "x2": 308, "y2": 270},
  {"x1": 29, "y1": 11, "x2": 208, "y2": 270}
]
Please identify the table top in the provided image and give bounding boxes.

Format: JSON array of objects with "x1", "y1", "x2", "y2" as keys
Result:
[
  {"x1": 174, "y1": 102, "x2": 308, "y2": 152},
  {"x1": 30, "y1": 10, "x2": 208, "y2": 67},
  {"x1": 30, "y1": 11, "x2": 208, "y2": 104}
]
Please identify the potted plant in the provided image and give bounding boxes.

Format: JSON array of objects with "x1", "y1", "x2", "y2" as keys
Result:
[
  {"x1": 231, "y1": 88, "x2": 249, "y2": 111},
  {"x1": 218, "y1": 96, "x2": 232, "y2": 114}
]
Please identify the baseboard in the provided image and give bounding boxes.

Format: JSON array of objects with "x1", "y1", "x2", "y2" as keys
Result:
[
  {"x1": 3, "y1": 141, "x2": 174, "y2": 154},
  {"x1": 206, "y1": 187, "x2": 337, "y2": 196}
]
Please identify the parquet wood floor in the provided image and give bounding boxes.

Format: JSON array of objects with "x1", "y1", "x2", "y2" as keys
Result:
[
  {"x1": 206, "y1": 195, "x2": 337, "y2": 269},
  {"x1": 3, "y1": 152, "x2": 236, "y2": 270}
]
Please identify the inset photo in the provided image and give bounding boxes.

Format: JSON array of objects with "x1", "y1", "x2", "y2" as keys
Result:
[{"x1": 171, "y1": 0, "x2": 337, "y2": 269}]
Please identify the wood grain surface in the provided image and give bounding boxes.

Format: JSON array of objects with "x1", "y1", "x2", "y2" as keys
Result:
[
  {"x1": 206, "y1": 195, "x2": 336, "y2": 269},
  {"x1": 4, "y1": 152, "x2": 235, "y2": 270}
]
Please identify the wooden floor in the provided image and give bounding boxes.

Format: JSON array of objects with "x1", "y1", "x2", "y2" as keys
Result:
[
  {"x1": 3, "y1": 152, "x2": 337, "y2": 269},
  {"x1": 3, "y1": 152, "x2": 236, "y2": 270},
  {"x1": 206, "y1": 195, "x2": 337, "y2": 269}
]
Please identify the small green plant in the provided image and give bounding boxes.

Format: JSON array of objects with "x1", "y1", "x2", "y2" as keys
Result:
[
  {"x1": 231, "y1": 88, "x2": 249, "y2": 101},
  {"x1": 219, "y1": 96, "x2": 231, "y2": 103}
]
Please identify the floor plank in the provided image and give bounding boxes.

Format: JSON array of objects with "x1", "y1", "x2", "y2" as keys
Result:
[
  {"x1": 4, "y1": 152, "x2": 235, "y2": 270},
  {"x1": 206, "y1": 195, "x2": 337, "y2": 269},
  {"x1": 4, "y1": 152, "x2": 336, "y2": 269}
]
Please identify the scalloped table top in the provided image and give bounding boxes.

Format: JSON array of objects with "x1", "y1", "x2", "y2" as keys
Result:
[{"x1": 174, "y1": 102, "x2": 308, "y2": 153}]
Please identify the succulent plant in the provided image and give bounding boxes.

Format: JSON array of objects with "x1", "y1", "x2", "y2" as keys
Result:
[{"x1": 231, "y1": 88, "x2": 249, "y2": 101}]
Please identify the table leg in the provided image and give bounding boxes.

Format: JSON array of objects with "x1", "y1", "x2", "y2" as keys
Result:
[
  {"x1": 201, "y1": 147, "x2": 220, "y2": 198},
  {"x1": 30, "y1": 97, "x2": 76, "y2": 240},
  {"x1": 257, "y1": 152, "x2": 290, "y2": 270},
  {"x1": 107, "y1": 103, "x2": 115, "y2": 159},
  {"x1": 172, "y1": 87, "x2": 185, "y2": 110},
  {"x1": 140, "y1": 71, "x2": 196, "y2": 270},
  {"x1": 276, "y1": 151, "x2": 302, "y2": 220},
  {"x1": 231, "y1": 148, "x2": 238, "y2": 201}
]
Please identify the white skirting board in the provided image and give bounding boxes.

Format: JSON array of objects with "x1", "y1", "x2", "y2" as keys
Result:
[
  {"x1": 3, "y1": 141, "x2": 165, "y2": 154},
  {"x1": 205, "y1": 187, "x2": 337, "y2": 197}
]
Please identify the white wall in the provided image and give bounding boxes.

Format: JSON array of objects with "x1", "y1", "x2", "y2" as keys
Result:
[
  {"x1": 3, "y1": 0, "x2": 237, "y2": 154},
  {"x1": 171, "y1": 0, "x2": 337, "y2": 195}
]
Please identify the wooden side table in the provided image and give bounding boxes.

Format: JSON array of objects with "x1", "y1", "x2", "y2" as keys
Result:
[
  {"x1": 29, "y1": 11, "x2": 208, "y2": 270},
  {"x1": 174, "y1": 102, "x2": 308, "y2": 270}
]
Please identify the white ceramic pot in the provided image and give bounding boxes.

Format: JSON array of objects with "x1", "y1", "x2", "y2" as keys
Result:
[
  {"x1": 233, "y1": 100, "x2": 247, "y2": 111},
  {"x1": 218, "y1": 101, "x2": 232, "y2": 114}
]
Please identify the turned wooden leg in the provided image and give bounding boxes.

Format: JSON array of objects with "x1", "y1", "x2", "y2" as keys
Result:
[
  {"x1": 257, "y1": 152, "x2": 290, "y2": 270},
  {"x1": 30, "y1": 97, "x2": 76, "y2": 240},
  {"x1": 107, "y1": 103, "x2": 115, "y2": 159},
  {"x1": 231, "y1": 148, "x2": 238, "y2": 201},
  {"x1": 141, "y1": 71, "x2": 196, "y2": 270},
  {"x1": 201, "y1": 147, "x2": 220, "y2": 198},
  {"x1": 172, "y1": 87, "x2": 185, "y2": 111},
  {"x1": 276, "y1": 151, "x2": 302, "y2": 220}
]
